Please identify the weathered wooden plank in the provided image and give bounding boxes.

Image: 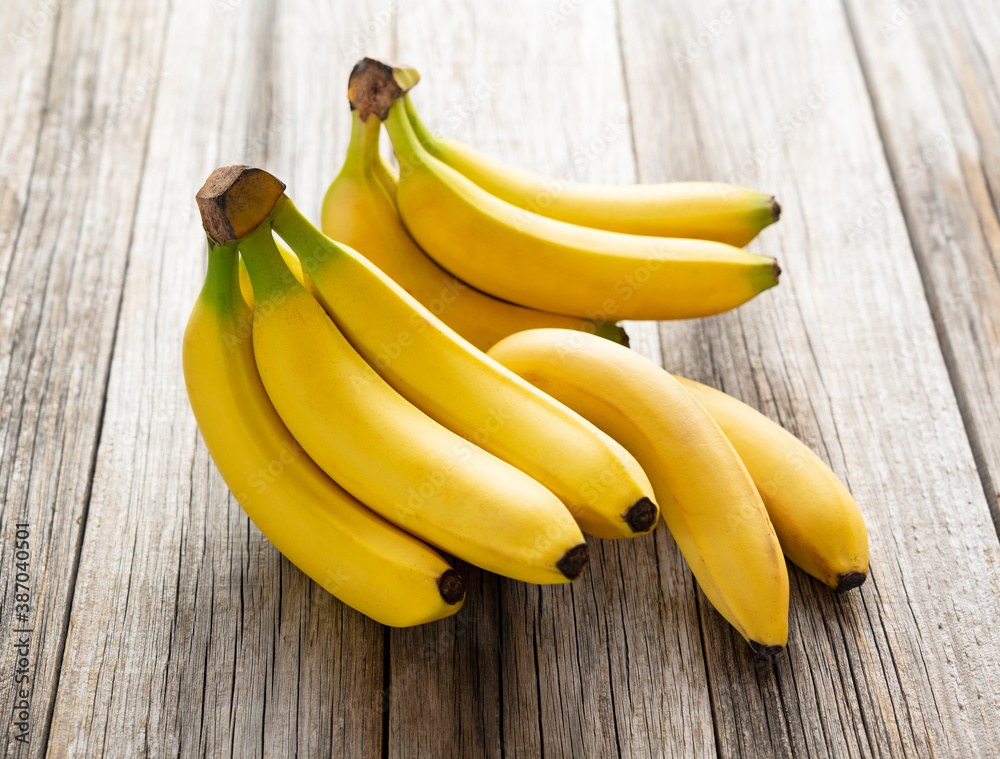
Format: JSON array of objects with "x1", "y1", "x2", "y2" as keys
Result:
[
  {"x1": 393, "y1": 2, "x2": 716, "y2": 757},
  {"x1": 843, "y1": 0, "x2": 1000, "y2": 531},
  {"x1": 0, "y1": 1, "x2": 170, "y2": 756},
  {"x1": 45, "y1": 1, "x2": 390, "y2": 756},
  {"x1": 618, "y1": 0, "x2": 1000, "y2": 756}
]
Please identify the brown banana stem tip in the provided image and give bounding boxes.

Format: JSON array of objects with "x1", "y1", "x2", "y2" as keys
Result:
[
  {"x1": 196, "y1": 165, "x2": 286, "y2": 244},
  {"x1": 624, "y1": 497, "x2": 658, "y2": 534},
  {"x1": 556, "y1": 543, "x2": 589, "y2": 580},
  {"x1": 748, "y1": 641, "x2": 784, "y2": 659},
  {"x1": 437, "y1": 569, "x2": 466, "y2": 605},
  {"x1": 835, "y1": 571, "x2": 867, "y2": 593},
  {"x1": 772, "y1": 259, "x2": 782, "y2": 282},
  {"x1": 348, "y1": 57, "x2": 420, "y2": 121},
  {"x1": 770, "y1": 196, "x2": 781, "y2": 222},
  {"x1": 619, "y1": 326, "x2": 631, "y2": 349}
]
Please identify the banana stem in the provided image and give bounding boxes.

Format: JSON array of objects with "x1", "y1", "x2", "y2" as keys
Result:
[
  {"x1": 342, "y1": 110, "x2": 383, "y2": 176},
  {"x1": 201, "y1": 240, "x2": 243, "y2": 318},
  {"x1": 402, "y1": 94, "x2": 439, "y2": 152},
  {"x1": 383, "y1": 99, "x2": 426, "y2": 178},
  {"x1": 272, "y1": 195, "x2": 345, "y2": 277},
  {"x1": 237, "y1": 217, "x2": 300, "y2": 302}
]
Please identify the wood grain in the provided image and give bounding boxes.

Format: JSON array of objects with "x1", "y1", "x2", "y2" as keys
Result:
[
  {"x1": 44, "y1": 1, "x2": 389, "y2": 756},
  {"x1": 394, "y1": 2, "x2": 715, "y2": 757},
  {"x1": 1, "y1": 0, "x2": 999, "y2": 757},
  {"x1": 618, "y1": 0, "x2": 1000, "y2": 755},
  {"x1": 844, "y1": 0, "x2": 1000, "y2": 532},
  {"x1": 0, "y1": 0, "x2": 170, "y2": 755}
]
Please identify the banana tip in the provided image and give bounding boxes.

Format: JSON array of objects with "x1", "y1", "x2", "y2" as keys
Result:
[
  {"x1": 557, "y1": 543, "x2": 589, "y2": 580},
  {"x1": 835, "y1": 571, "x2": 867, "y2": 592},
  {"x1": 748, "y1": 640, "x2": 784, "y2": 659},
  {"x1": 769, "y1": 196, "x2": 781, "y2": 222},
  {"x1": 624, "y1": 497, "x2": 658, "y2": 534},
  {"x1": 437, "y1": 569, "x2": 466, "y2": 605},
  {"x1": 772, "y1": 259, "x2": 782, "y2": 283}
]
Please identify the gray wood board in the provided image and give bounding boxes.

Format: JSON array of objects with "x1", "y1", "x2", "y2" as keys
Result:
[
  {"x1": 619, "y1": 0, "x2": 1000, "y2": 755},
  {"x1": 393, "y1": 1, "x2": 722, "y2": 757},
  {"x1": 0, "y1": 0, "x2": 170, "y2": 755},
  {"x1": 43, "y1": 0, "x2": 390, "y2": 756},
  {"x1": 845, "y1": 0, "x2": 1000, "y2": 531},
  {"x1": 0, "y1": 0, "x2": 998, "y2": 756}
]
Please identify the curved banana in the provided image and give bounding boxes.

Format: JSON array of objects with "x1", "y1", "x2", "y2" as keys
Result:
[
  {"x1": 383, "y1": 99, "x2": 780, "y2": 321},
  {"x1": 488, "y1": 328, "x2": 789, "y2": 653},
  {"x1": 183, "y1": 240, "x2": 464, "y2": 626},
  {"x1": 403, "y1": 94, "x2": 780, "y2": 247},
  {"x1": 675, "y1": 377, "x2": 868, "y2": 590},
  {"x1": 275, "y1": 191, "x2": 658, "y2": 540},
  {"x1": 195, "y1": 166, "x2": 588, "y2": 585},
  {"x1": 321, "y1": 111, "x2": 623, "y2": 350}
]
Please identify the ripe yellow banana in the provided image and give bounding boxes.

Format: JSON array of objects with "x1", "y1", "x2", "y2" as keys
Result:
[
  {"x1": 321, "y1": 110, "x2": 623, "y2": 351},
  {"x1": 382, "y1": 99, "x2": 780, "y2": 321},
  {"x1": 183, "y1": 239, "x2": 464, "y2": 626},
  {"x1": 275, "y1": 189, "x2": 658, "y2": 540},
  {"x1": 197, "y1": 166, "x2": 587, "y2": 585},
  {"x1": 402, "y1": 94, "x2": 780, "y2": 247},
  {"x1": 488, "y1": 328, "x2": 789, "y2": 653},
  {"x1": 675, "y1": 377, "x2": 868, "y2": 590}
]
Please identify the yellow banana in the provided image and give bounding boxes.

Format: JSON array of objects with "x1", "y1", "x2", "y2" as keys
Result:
[
  {"x1": 383, "y1": 99, "x2": 780, "y2": 321},
  {"x1": 675, "y1": 377, "x2": 868, "y2": 590},
  {"x1": 488, "y1": 328, "x2": 789, "y2": 654},
  {"x1": 403, "y1": 94, "x2": 780, "y2": 247},
  {"x1": 321, "y1": 110, "x2": 623, "y2": 350},
  {"x1": 275, "y1": 189, "x2": 658, "y2": 539},
  {"x1": 197, "y1": 166, "x2": 587, "y2": 585},
  {"x1": 238, "y1": 242, "x2": 303, "y2": 310},
  {"x1": 370, "y1": 138, "x2": 399, "y2": 202},
  {"x1": 182, "y1": 239, "x2": 464, "y2": 626}
]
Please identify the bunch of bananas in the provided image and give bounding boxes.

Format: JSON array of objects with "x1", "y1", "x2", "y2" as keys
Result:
[{"x1": 181, "y1": 57, "x2": 868, "y2": 657}]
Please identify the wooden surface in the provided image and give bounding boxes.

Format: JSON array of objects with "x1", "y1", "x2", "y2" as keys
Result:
[{"x1": 2, "y1": 0, "x2": 1000, "y2": 756}]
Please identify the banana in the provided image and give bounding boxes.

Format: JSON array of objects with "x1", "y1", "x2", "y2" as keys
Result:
[
  {"x1": 183, "y1": 239, "x2": 464, "y2": 626},
  {"x1": 675, "y1": 377, "x2": 868, "y2": 590},
  {"x1": 382, "y1": 98, "x2": 780, "y2": 321},
  {"x1": 488, "y1": 328, "x2": 789, "y2": 653},
  {"x1": 402, "y1": 94, "x2": 780, "y2": 247},
  {"x1": 370, "y1": 136, "x2": 399, "y2": 202},
  {"x1": 274, "y1": 186, "x2": 658, "y2": 539},
  {"x1": 321, "y1": 110, "x2": 624, "y2": 351},
  {"x1": 238, "y1": 242, "x2": 303, "y2": 310},
  {"x1": 196, "y1": 166, "x2": 588, "y2": 585}
]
